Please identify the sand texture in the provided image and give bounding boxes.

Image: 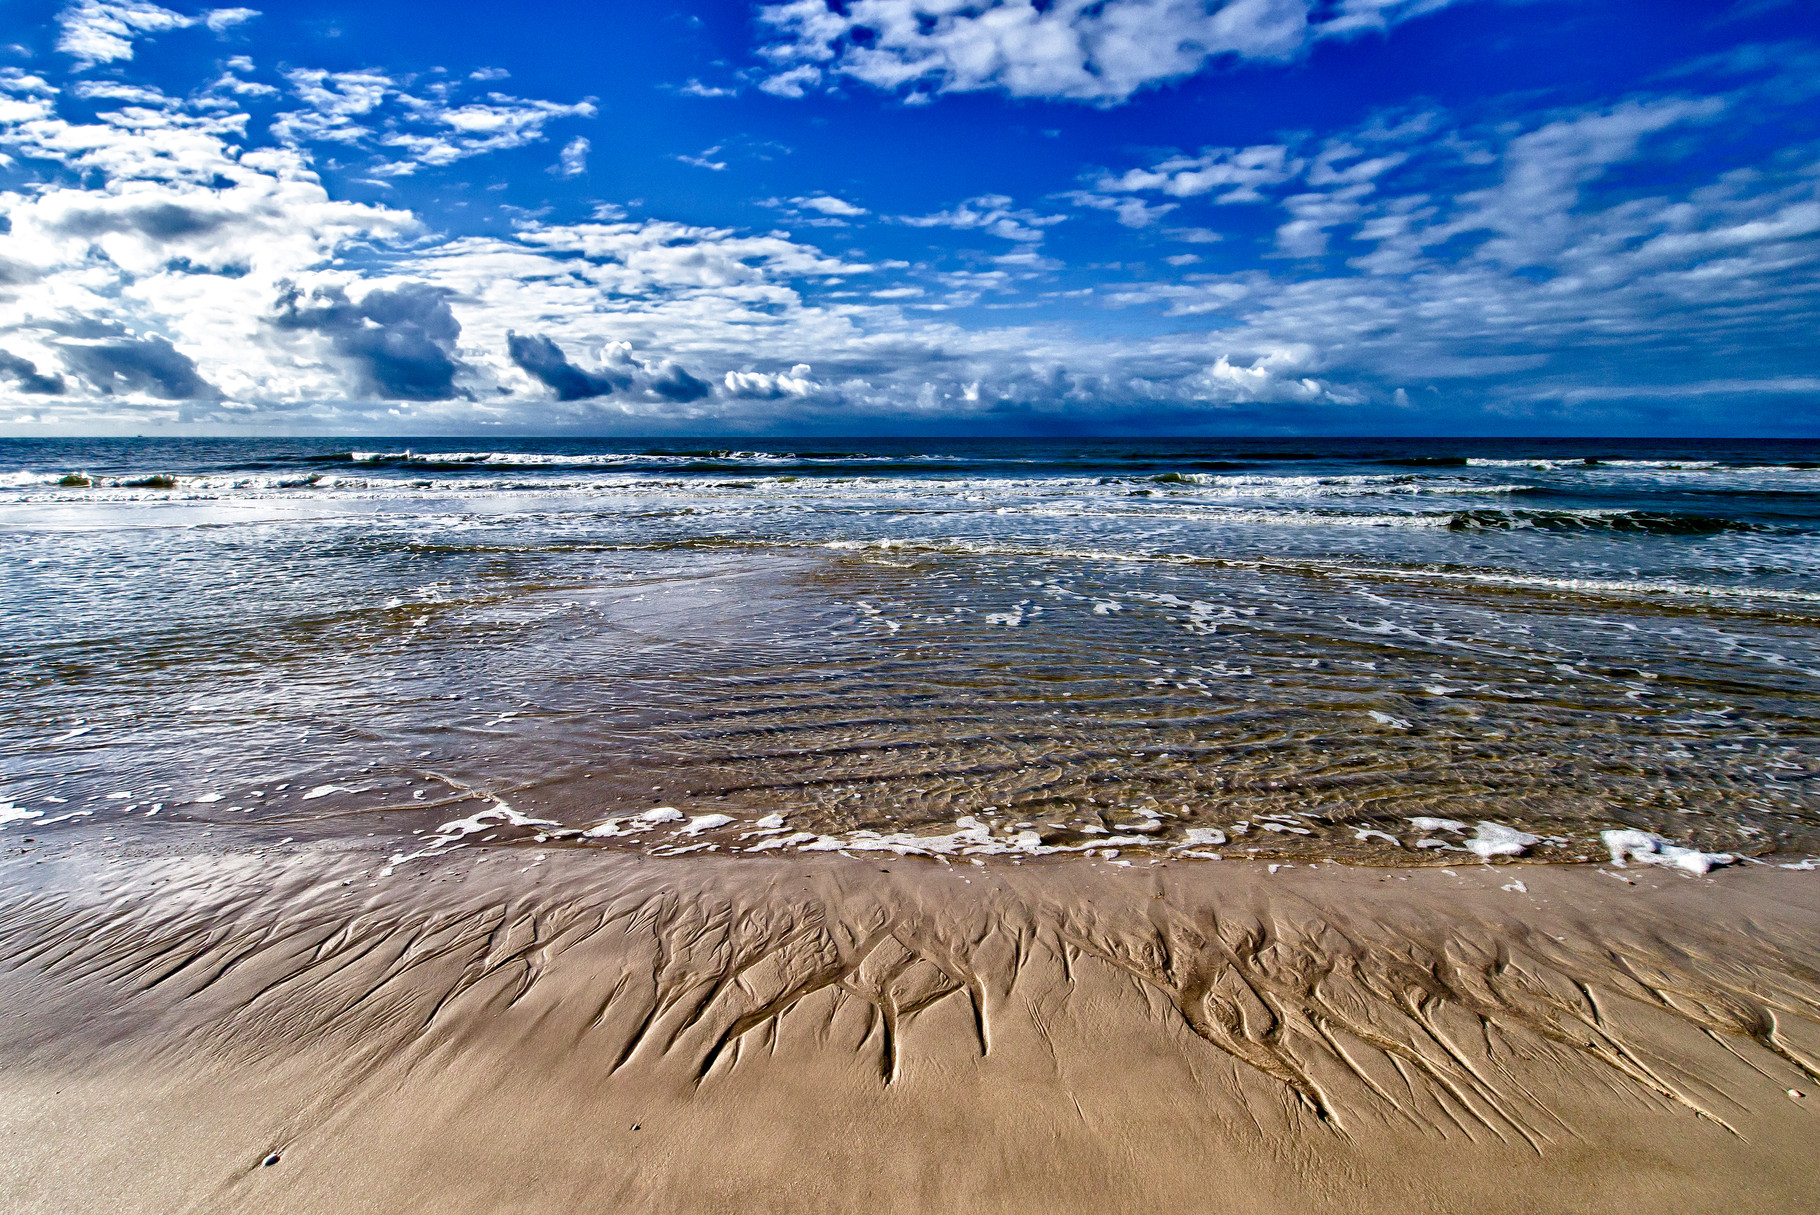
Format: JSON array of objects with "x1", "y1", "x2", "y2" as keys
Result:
[{"x1": 2, "y1": 847, "x2": 1818, "y2": 1213}]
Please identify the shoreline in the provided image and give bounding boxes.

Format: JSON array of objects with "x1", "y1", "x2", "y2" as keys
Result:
[{"x1": 3, "y1": 842, "x2": 1817, "y2": 1212}]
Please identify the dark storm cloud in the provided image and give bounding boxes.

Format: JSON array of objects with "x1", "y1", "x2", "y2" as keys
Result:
[
  {"x1": 0, "y1": 349, "x2": 65, "y2": 394},
  {"x1": 506, "y1": 331, "x2": 621, "y2": 400},
  {"x1": 57, "y1": 334, "x2": 217, "y2": 399},
  {"x1": 272, "y1": 281, "x2": 467, "y2": 400}
]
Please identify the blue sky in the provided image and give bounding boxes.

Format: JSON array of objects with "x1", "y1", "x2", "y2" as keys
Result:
[{"x1": 0, "y1": 0, "x2": 1815, "y2": 434}]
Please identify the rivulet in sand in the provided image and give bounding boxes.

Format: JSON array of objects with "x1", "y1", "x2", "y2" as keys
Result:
[{"x1": 3, "y1": 842, "x2": 1816, "y2": 1214}]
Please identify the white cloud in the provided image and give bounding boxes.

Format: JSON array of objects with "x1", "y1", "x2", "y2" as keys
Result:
[
  {"x1": 897, "y1": 194, "x2": 1066, "y2": 242},
  {"x1": 270, "y1": 68, "x2": 393, "y2": 144},
  {"x1": 555, "y1": 135, "x2": 589, "y2": 176},
  {"x1": 795, "y1": 194, "x2": 868, "y2": 217},
  {"x1": 1063, "y1": 191, "x2": 1177, "y2": 227},
  {"x1": 1271, "y1": 184, "x2": 1372, "y2": 257},
  {"x1": 674, "y1": 145, "x2": 728, "y2": 171},
  {"x1": 2, "y1": 33, "x2": 1816, "y2": 434},
  {"x1": 757, "y1": 64, "x2": 821, "y2": 99},
  {"x1": 1200, "y1": 346, "x2": 1332, "y2": 402},
  {"x1": 285, "y1": 68, "x2": 391, "y2": 116},
  {"x1": 268, "y1": 71, "x2": 595, "y2": 175},
  {"x1": 755, "y1": 0, "x2": 1464, "y2": 104},
  {"x1": 678, "y1": 79, "x2": 740, "y2": 99},
  {"x1": 57, "y1": 1, "x2": 257, "y2": 70},
  {"x1": 1096, "y1": 143, "x2": 1299, "y2": 200},
  {"x1": 723, "y1": 363, "x2": 819, "y2": 398}
]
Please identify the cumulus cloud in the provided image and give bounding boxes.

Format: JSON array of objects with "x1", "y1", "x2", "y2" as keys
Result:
[
  {"x1": 270, "y1": 282, "x2": 466, "y2": 400},
  {"x1": 1200, "y1": 346, "x2": 1332, "y2": 402},
  {"x1": 1, "y1": 153, "x2": 412, "y2": 278},
  {"x1": 506, "y1": 332, "x2": 714, "y2": 403},
  {"x1": 506, "y1": 332, "x2": 621, "y2": 399},
  {"x1": 646, "y1": 358, "x2": 713, "y2": 402},
  {"x1": 55, "y1": 330, "x2": 219, "y2": 399},
  {"x1": 58, "y1": 1, "x2": 257, "y2": 70},
  {"x1": 0, "y1": 349, "x2": 66, "y2": 394},
  {"x1": 754, "y1": 0, "x2": 1463, "y2": 104},
  {"x1": 723, "y1": 363, "x2": 818, "y2": 399}
]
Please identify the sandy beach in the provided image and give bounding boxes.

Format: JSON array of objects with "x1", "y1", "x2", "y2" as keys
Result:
[{"x1": 4, "y1": 839, "x2": 1816, "y2": 1214}]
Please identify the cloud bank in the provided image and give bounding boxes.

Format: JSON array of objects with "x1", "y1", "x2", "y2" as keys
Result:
[{"x1": 0, "y1": 3, "x2": 1813, "y2": 434}]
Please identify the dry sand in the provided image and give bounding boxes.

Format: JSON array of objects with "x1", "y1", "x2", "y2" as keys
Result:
[{"x1": 2, "y1": 843, "x2": 1817, "y2": 1213}]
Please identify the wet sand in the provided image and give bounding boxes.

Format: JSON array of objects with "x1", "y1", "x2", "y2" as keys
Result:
[{"x1": 2, "y1": 842, "x2": 1817, "y2": 1213}]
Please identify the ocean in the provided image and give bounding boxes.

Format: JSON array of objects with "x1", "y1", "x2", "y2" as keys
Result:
[{"x1": 4, "y1": 436, "x2": 1818, "y2": 867}]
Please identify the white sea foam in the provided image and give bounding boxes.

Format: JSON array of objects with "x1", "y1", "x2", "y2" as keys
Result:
[
  {"x1": 346, "y1": 449, "x2": 807, "y2": 467},
  {"x1": 747, "y1": 832, "x2": 818, "y2": 851},
  {"x1": 377, "y1": 800, "x2": 559, "y2": 876},
  {"x1": 771, "y1": 816, "x2": 1153, "y2": 859},
  {"x1": 1466, "y1": 822, "x2": 1541, "y2": 860},
  {"x1": 1408, "y1": 817, "x2": 1467, "y2": 834},
  {"x1": 1602, "y1": 829, "x2": 1735, "y2": 875},
  {"x1": 810, "y1": 538, "x2": 1820, "y2": 607},
  {"x1": 678, "y1": 813, "x2": 737, "y2": 836},
  {"x1": 1158, "y1": 472, "x2": 1525, "y2": 498},
  {"x1": 0, "y1": 802, "x2": 44, "y2": 828},
  {"x1": 986, "y1": 601, "x2": 1031, "y2": 627},
  {"x1": 1461, "y1": 458, "x2": 1731, "y2": 471}
]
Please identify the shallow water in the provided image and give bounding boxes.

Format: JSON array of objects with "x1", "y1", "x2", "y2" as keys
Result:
[{"x1": 4, "y1": 436, "x2": 1818, "y2": 865}]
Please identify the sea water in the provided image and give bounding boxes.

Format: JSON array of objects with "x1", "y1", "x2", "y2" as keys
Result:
[{"x1": 4, "y1": 437, "x2": 1817, "y2": 865}]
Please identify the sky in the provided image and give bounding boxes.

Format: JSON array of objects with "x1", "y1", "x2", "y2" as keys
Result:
[{"x1": 0, "y1": 0, "x2": 1815, "y2": 436}]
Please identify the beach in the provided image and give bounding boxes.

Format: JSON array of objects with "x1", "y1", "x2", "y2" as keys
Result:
[
  {"x1": 3, "y1": 835, "x2": 1817, "y2": 1213},
  {"x1": 4, "y1": 437, "x2": 1819, "y2": 1210},
  {"x1": 5, "y1": 0, "x2": 1815, "y2": 1200}
]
